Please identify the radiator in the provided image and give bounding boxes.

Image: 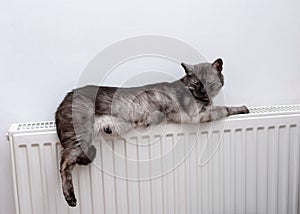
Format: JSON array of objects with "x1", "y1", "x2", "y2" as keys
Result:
[{"x1": 7, "y1": 105, "x2": 300, "y2": 214}]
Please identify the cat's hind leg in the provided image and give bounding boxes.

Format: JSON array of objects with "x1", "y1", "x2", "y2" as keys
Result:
[
  {"x1": 94, "y1": 115, "x2": 132, "y2": 136},
  {"x1": 76, "y1": 144, "x2": 97, "y2": 165}
]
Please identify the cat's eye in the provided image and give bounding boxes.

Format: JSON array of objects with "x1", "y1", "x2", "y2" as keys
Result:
[{"x1": 207, "y1": 80, "x2": 218, "y2": 85}]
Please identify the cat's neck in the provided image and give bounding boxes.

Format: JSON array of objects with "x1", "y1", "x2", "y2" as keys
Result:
[{"x1": 172, "y1": 77, "x2": 188, "y2": 87}]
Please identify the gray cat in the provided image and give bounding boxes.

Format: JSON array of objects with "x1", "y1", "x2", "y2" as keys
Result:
[{"x1": 55, "y1": 58, "x2": 249, "y2": 206}]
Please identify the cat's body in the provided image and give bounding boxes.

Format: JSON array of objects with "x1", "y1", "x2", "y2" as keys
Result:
[{"x1": 55, "y1": 59, "x2": 249, "y2": 206}]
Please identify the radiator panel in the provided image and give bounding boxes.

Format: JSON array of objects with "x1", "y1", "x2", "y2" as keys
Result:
[{"x1": 8, "y1": 107, "x2": 300, "y2": 214}]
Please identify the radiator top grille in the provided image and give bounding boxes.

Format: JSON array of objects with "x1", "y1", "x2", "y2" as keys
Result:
[
  {"x1": 249, "y1": 104, "x2": 300, "y2": 114},
  {"x1": 16, "y1": 121, "x2": 56, "y2": 131},
  {"x1": 7, "y1": 104, "x2": 300, "y2": 134}
]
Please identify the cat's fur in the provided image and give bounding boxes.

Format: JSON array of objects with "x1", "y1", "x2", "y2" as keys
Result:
[{"x1": 55, "y1": 58, "x2": 249, "y2": 206}]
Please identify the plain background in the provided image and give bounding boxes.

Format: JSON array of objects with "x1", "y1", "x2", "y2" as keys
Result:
[{"x1": 1, "y1": 0, "x2": 300, "y2": 213}]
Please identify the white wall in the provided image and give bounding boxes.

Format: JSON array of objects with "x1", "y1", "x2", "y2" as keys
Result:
[{"x1": 1, "y1": 0, "x2": 299, "y2": 213}]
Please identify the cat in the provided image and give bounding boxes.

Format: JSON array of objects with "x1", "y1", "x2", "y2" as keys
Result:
[{"x1": 55, "y1": 58, "x2": 249, "y2": 206}]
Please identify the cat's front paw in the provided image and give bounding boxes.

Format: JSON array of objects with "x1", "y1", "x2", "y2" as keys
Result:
[
  {"x1": 239, "y1": 105, "x2": 250, "y2": 114},
  {"x1": 227, "y1": 105, "x2": 250, "y2": 115}
]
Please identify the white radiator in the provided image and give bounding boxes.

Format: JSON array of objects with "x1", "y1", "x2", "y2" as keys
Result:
[{"x1": 7, "y1": 105, "x2": 300, "y2": 214}]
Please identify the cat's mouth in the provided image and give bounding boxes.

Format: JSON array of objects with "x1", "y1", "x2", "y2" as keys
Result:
[{"x1": 204, "y1": 83, "x2": 223, "y2": 98}]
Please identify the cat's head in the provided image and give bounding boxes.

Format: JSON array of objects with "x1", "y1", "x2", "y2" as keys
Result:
[{"x1": 181, "y1": 58, "x2": 224, "y2": 100}]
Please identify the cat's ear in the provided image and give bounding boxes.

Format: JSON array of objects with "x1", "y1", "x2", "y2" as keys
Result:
[
  {"x1": 212, "y1": 58, "x2": 223, "y2": 72},
  {"x1": 181, "y1": 63, "x2": 193, "y2": 75}
]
